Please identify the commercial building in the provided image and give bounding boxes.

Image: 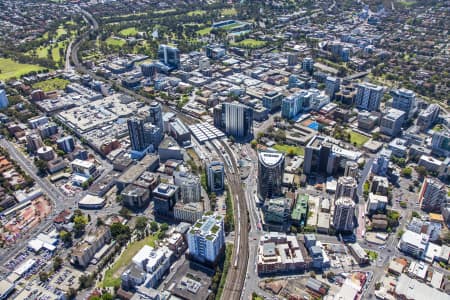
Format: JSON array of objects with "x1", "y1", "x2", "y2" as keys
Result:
[
  {"x1": 419, "y1": 178, "x2": 447, "y2": 213},
  {"x1": 78, "y1": 194, "x2": 106, "y2": 209},
  {"x1": 262, "y1": 91, "x2": 283, "y2": 112},
  {"x1": 302, "y1": 57, "x2": 314, "y2": 73},
  {"x1": 357, "y1": 111, "x2": 379, "y2": 132},
  {"x1": 115, "y1": 154, "x2": 160, "y2": 191},
  {"x1": 174, "y1": 202, "x2": 204, "y2": 224},
  {"x1": 333, "y1": 197, "x2": 355, "y2": 232},
  {"x1": 291, "y1": 194, "x2": 308, "y2": 226},
  {"x1": 344, "y1": 161, "x2": 359, "y2": 178},
  {"x1": 391, "y1": 88, "x2": 416, "y2": 120},
  {"x1": 281, "y1": 90, "x2": 308, "y2": 119},
  {"x1": 214, "y1": 102, "x2": 253, "y2": 139},
  {"x1": 398, "y1": 230, "x2": 428, "y2": 258},
  {"x1": 355, "y1": 83, "x2": 383, "y2": 111},
  {"x1": 121, "y1": 245, "x2": 174, "y2": 290},
  {"x1": 325, "y1": 76, "x2": 340, "y2": 100},
  {"x1": 158, "y1": 44, "x2": 180, "y2": 69},
  {"x1": 257, "y1": 232, "x2": 306, "y2": 275},
  {"x1": 71, "y1": 159, "x2": 99, "y2": 179},
  {"x1": 149, "y1": 101, "x2": 164, "y2": 134},
  {"x1": 187, "y1": 213, "x2": 225, "y2": 264},
  {"x1": 169, "y1": 119, "x2": 191, "y2": 145},
  {"x1": 257, "y1": 150, "x2": 285, "y2": 200},
  {"x1": 367, "y1": 193, "x2": 388, "y2": 213},
  {"x1": 71, "y1": 226, "x2": 111, "y2": 268},
  {"x1": 121, "y1": 184, "x2": 151, "y2": 210},
  {"x1": 395, "y1": 274, "x2": 449, "y2": 300},
  {"x1": 372, "y1": 148, "x2": 391, "y2": 176},
  {"x1": 380, "y1": 108, "x2": 405, "y2": 137},
  {"x1": 335, "y1": 176, "x2": 357, "y2": 201},
  {"x1": 262, "y1": 197, "x2": 291, "y2": 230},
  {"x1": 127, "y1": 118, "x2": 161, "y2": 154},
  {"x1": 206, "y1": 162, "x2": 224, "y2": 193},
  {"x1": 348, "y1": 243, "x2": 369, "y2": 264},
  {"x1": 153, "y1": 183, "x2": 179, "y2": 217},
  {"x1": 0, "y1": 90, "x2": 8, "y2": 109},
  {"x1": 417, "y1": 104, "x2": 439, "y2": 130},
  {"x1": 56, "y1": 136, "x2": 75, "y2": 153},
  {"x1": 431, "y1": 130, "x2": 450, "y2": 157},
  {"x1": 173, "y1": 171, "x2": 201, "y2": 203}
]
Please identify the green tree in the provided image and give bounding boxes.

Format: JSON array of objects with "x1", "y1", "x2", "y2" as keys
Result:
[
  {"x1": 135, "y1": 216, "x2": 148, "y2": 231},
  {"x1": 250, "y1": 140, "x2": 257, "y2": 149},
  {"x1": 53, "y1": 256, "x2": 63, "y2": 271},
  {"x1": 74, "y1": 215, "x2": 88, "y2": 236},
  {"x1": 60, "y1": 230, "x2": 72, "y2": 245},
  {"x1": 150, "y1": 221, "x2": 159, "y2": 232},
  {"x1": 401, "y1": 167, "x2": 412, "y2": 177},
  {"x1": 160, "y1": 223, "x2": 169, "y2": 232},
  {"x1": 39, "y1": 271, "x2": 49, "y2": 282},
  {"x1": 415, "y1": 166, "x2": 427, "y2": 178}
]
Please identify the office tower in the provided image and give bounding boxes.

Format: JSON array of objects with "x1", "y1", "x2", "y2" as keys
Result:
[
  {"x1": 144, "y1": 124, "x2": 162, "y2": 149},
  {"x1": 380, "y1": 108, "x2": 405, "y2": 137},
  {"x1": 206, "y1": 162, "x2": 225, "y2": 193},
  {"x1": 173, "y1": 171, "x2": 201, "y2": 203},
  {"x1": 57, "y1": 136, "x2": 75, "y2": 153},
  {"x1": 281, "y1": 90, "x2": 309, "y2": 120},
  {"x1": 149, "y1": 101, "x2": 164, "y2": 135},
  {"x1": 216, "y1": 102, "x2": 253, "y2": 139},
  {"x1": 158, "y1": 44, "x2": 180, "y2": 69},
  {"x1": 417, "y1": 104, "x2": 440, "y2": 131},
  {"x1": 26, "y1": 133, "x2": 43, "y2": 153},
  {"x1": 302, "y1": 57, "x2": 314, "y2": 73},
  {"x1": 325, "y1": 77, "x2": 340, "y2": 100},
  {"x1": 372, "y1": 148, "x2": 391, "y2": 176},
  {"x1": 141, "y1": 63, "x2": 158, "y2": 78},
  {"x1": 431, "y1": 130, "x2": 450, "y2": 157},
  {"x1": 287, "y1": 53, "x2": 298, "y2": 66},
  {"x1": 419, "y1": 178, "x2": 447, "y2": 212},
  {"x1": 257, "y1": 150, "x2": 285, "y2": 200},
  {"x1": 335, "y1": 176, "x2": 357, "y2": 201},
  {"x1": 0, "y1": 90, "x2": 8, "y2": 109},
  {"x1": 187, "y1": 213, "x2": 225, "y2": 264},
  {"x1": 303, "y1": 136, "x2": 333, "y2": 174},
  {"x1": 355, "y1": 83, "x2": 383, "y2": 111},
  {"x1": 262, "y1": 91, "x2": 283, "y2": 112},
  {"x1": 153, "y1": 183, "x2": 179, "y2": 217},
  {"x1": 333, "y1": 197, "x2": 355, "y2": 232},
  {"x1": 391, "y1": 88, "x2": 416, "y2": 120},
  {"x1": 344, "y1": 161, "x2": 359, "y2": 178},
  {"x1": 127, "y1": 118, "x2": 147, "y2": 152}
]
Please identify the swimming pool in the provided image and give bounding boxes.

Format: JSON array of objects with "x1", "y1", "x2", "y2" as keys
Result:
[{"x1": 307, "y1": 121, "x2": 320, "y2": 131}]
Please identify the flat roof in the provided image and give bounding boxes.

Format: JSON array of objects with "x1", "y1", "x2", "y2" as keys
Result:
[
  {"x1": 79, "y1": 194, "x2": 105, "y2": 206},
  {"x1": 396, "y1": 274, "x2": 448, "y2": 300}
]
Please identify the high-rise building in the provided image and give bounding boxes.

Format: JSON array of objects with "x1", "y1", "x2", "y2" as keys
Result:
[
  {"x1": 344, "y1": 161, "x2": 359, "y2": 178},
  {"x1": 391, "y1": 88, "x2": 416, "y2": 120},
  {"x1": 419, "y1": 178, "x2": 447, "y2": 212},
  {"x1": 380, "y1": 108, "x2": 405, "y2": 137},
  {"x1": 149, "y1": 101, "x2": 164, "y2": 135},
  {"x1": 57, "y1": 136, "x2": 75, "y2": 153},
  {"x1": 187, "y1": 213, "x2": 225, "y2": 264},
  {"x1": 26, "y1": 133, "x2": 43, "y2": 154},
  {"x1": 214, "y1": 102, "x2": 253, "y2": 139},
  {"x1": 302, "y1": 57, "x2": 314, "y2": 73},
  {"x1": 141, "y1": 63, "x2": 158, "y2": 78},
  {"x1": 128, "y1": 118, "x2": 147, "y2": 152},
  {"x1": 287, "y1": 53, "x2": 298, "y2": 66},
  {"x1": 303, "y1": 136, "x2": 333, "y2": 174},
  {"x1": 262, "y1": 91, "x2": 283, "y2": 112},
  {"x1": 173, "y1": 171, "x2": 201, "y2": 203},
  {"x1": 258, "y1": 150, "x2": 285, "y2": 200},
  {"x1": 372, "y1": 148, "x2": 391, "y2": 176},
  {"x1": 281, "y1": 90, "x2": 309, "y2": 119},
  {"x1": 158, "y1": 45, "x2": 180, "y2": 69},
  {"x1": 355, "y1": 83, "x2": 383, "y2": 111},
  {"x1": 333, "y1": 197, "x2": 355, "y2": 232},
  {"x1": 153, "y1": 183, "x2": 179, "y2": 217},
  {"x1": 431, "y1": 130, "x2": 450, "y2": 157},
  {"x1": 0, "y1": 90, "x2": 8, "y2": 109},
  {"x1": 335, "y1": 176, "x2": 357, "y2": 201},
  {"x1": 206, "y1": 162, "x2": 225, "y2": 193},
  {"x1": 417, "y1": 104, "x2": 440, "y2": 131},
  {"x1": 325, "y1": 77, "x2": 340, "y2": 100}
]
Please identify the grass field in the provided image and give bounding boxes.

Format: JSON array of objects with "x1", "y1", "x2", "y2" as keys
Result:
[
  {"x1": 187, "y1": 10, "x2": 206, "y2": 16},
  {"x1": 196, "y1": 27, "x2": 212, "y2": 35},
  {"x1": 102, "y1": 234, "x2": 158, "y2": 288},
  {"x1": 273, "y1": 144, "x2": 305, "y2": 156},
  {"x1": 232, "y1": 39, "x2": 266, "y2": 48},
  {"x1": 32, "y1": 41, "x2": 67, "y2": 65},
  {"x1": 348, "y1": 130, "x2": 370, "y2": 147},
  {"x1": 32, "y1": 78, "x2": 69, "y2": 92},
  {"x1": 0, "y1": 58, "x2": 46, "y2": 81},
  {"x1": 119, "y1": 27, "x2": 139, "y2": 36},
  {"x1": 56, "y1": 26, "x2": 67, "y2": 38},
  {"x1": 221, "y1": 8, "x2": 237, "y2": 16},
  {"x1": 106, "y1": 37, "x2": 126, "y2": 47},
  {"x1": 154, "y1": 9, "x2": 176, "y2": 14},
  {"x1": 365, "y1": 250, "x2": 378, "y2": 261}
]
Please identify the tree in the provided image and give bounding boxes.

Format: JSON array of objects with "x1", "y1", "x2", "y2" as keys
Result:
[
  {"x1": 97, "y1": 217, "x2": 104, "y2": 226},
  {"x1": 135, "y1": 216, "x2": 148, "y2": 231},
  {"x1": 34, "y1": 158, "x2": 48, "y2": 174},
  {"x1": 39, "y1": 271, "x2": 49, "y2": 282},
  {"x1": 101, "y1": 293, "x2": 113, "y2": 300},
  {"x1": 415, "y1": 166, "x2": 427, "y2": 178},
  {"x1": 150, "y1": 221, "x2": 159, "y2": 232},
  {"x1": 250, "y1": 140, "x2": 257, "y2": 149},
  {"x1": 309, "y1": 271, "x2": 316, "y2": 278},
  {"x1": 119, "y1": 207, "x2": 131, "y2": 218},
  {"x1": 74, "y1": 215, "x2": 88, "y2": 236},
  {"x1": 401, "y1": 167, "x2": 412, "y2": 177},
  {"x1": 326, "y1": 272, "x2": 335, "y2": 280},
  {"x1": 79, "y1": 274, "x2": 94, "y2": 289},
  {"x1": 110, "y1": 222, "x2": 131, "y2": 245},
  {"x1": 53, "y1": 256, "x2": 63, "y2": 271},
  {"x1": 411, "y1": 211, "x2": 420, "y2": 219},
  {"x1": 160, "y1": 223, "x2": 169, "y2": 232},
  {"x1": 60, "y1": 230, "x2": 72, "y2": 245}
]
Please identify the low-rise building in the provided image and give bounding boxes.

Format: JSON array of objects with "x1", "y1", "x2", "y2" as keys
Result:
[
  {"x1": 257, "y1": 232, "x2": 306, "y2": 275},
  {"x1": 348, "y1": 243, "x2": 369, "y2": 265},
  {"x1": 380, "y1": 108, "x2": 405, "y2": 137},
  {"x1": 367, "y1": 193, "x2": 388, "y2": 213},
  {"x1": 398, "y1": 230, "x2": 429, "y2": 258},
  {"x1": 71, "y1": 226, "x2": 111, "y2": 268}
]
